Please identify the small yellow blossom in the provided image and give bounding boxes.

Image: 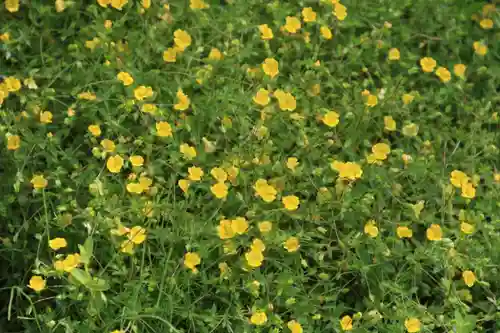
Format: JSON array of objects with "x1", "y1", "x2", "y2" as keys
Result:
[
  {"x1": 340, "y1": 315, "x2": 353, "y2": 331},
  {"x1": 231, "y1": 217, "x2": 249, "y2": 235},
  {"x1": 365, "y1": 94, "x2": 378, "y2": 107},
  {"x1": 479, "y1": 18, "x2": 493, "y2": 29},
  {"x1": 156, "y1": 121, "x2": 173, "y2": 137},
  {"x1": 62, "y1": 253, "x2": 81, "y2": 272},
  {"x1": 246, "y1": 249, "x2": 264, "y2": 268},
  {"x1": 101, "y1": 139, "x2": 116, "y2": 152},
  {"x1": 258, "y1": 221, "x2": 272, "y2": 234},
  {"x1": 106, "y1": 155, "x2": 124, "y2": 173},
  {"x1": 208, "y1": 48, "x2": 222, "y2": 61},
  {"x1": 405, "y1": 318, "x2": 421, "y2": 333},
  {"x1": 254, "y1": 179, "x2": 277, "y2": 202},
  {"x1": 302, "y1": 7, "x2": 317, "y2": 22},
  {"x1": 388, "y1": 48, "x2": 400, "y2": 61},
  {"x1": 402, "y1": 93, "x2": 414, "y2": 105},
  {"x1": 211, "y1": 182, "x2": 229, "y2": 199},
  {"x1": 258, "y1": 24, "x2": 274, "y2": 40},
  {"x1": 402, "y1": 123, "x2": 419, "y2": 137},
  {"x1": 473, "y1": 41, "x2": 487, "y2": 56},
  {"x1": 384, "y1": 116, "x2": 396, "y2": 131},
  {"x1": 111, "y1": 0, "x2": 128, "y2": 10},
  {"x1": 262, "y1": 58, "x2": 279, "y2": 78},
  {"x1": 334, "y1": 3, "x2": 347, "y2": 20},
  {"x1": 129, "y1": 155, "x2": 144, "y2": 167},
  {"x1": 250, "y1": 311, "x2": 267, "y2": 325},
  {"x1": 450, "y1": 170, "x2": 469, "y2": 188},
  {"x1": 435, "y1": 66, "x2": 451, "y2": 83},
  {"x1": 141, "y1": 103, "x2": 157, "y2": 114},
  {"x1": 117, "y1": 72, "x2": 134, "y2": 86},
  {"x1": 462, "y1": 270, "x2": 476, "y2": 287},
  {"x1": 49, "y1": 238, "x2": 67, "y2": 250},
  {"x1": 284, "y1": 236, "x2": 300, "y2": 252},
  {"x1": 274, "y1": 89, "x2": 296, "y2": 111},
  {"x1": 190, "y1": 0, "x2": 209, "y2": 9},
  {"x1": 453, "y1": 64, "x2": 466, "y2": 78},
  {"x1": 253, "y1": 88, "x2": 271, "y2": 106},
  {"x1": 426, "y1": 224, "x2": 442, "y2": 241},
  {"x1": 286, "y1": 157, "x2": 299, "y2": 171},
  {"x1": 397, "y1": 226, "x2": 413, "y2": 239},
  {"x1": 331, "y1": 161, "x2": 363, "y2": 181},
  {"x1": 284, "y1": 16, "x2": 301, "y2": 33},
  {"x1": 188, "y1": 166, "x2": 204, "y2": 181},
  {"x1": 134, "y1": 86, "x2": 153, "y2": 101},
  {"x1": 251, "y1": 238, "x2": 265, "y2": 252},
  {"x1": 217, "y1": 219, "x2": 235, "y2": 240},
  {"x1": 287, "y1": 320, "x2": 303, "y2": 333},
  {"x1": 184, "y1": 252, "x2": 201, "y2": 272},
  {"x1": 29, "y1": 276, "x2": 46, "y2": 292},
  {"x1": 420, "y1": 57, "x2": 437, "y2": 73},
  {"x1": 104, "y1": 20, "x2": 113, "y2": 29},
  {"x1": 163, "y1": 47, "x2": 177, "y2": 62},
  {"x1": 180, "y1": 143, "x2": 197, "y2": 160},
  {"x1": 31, "y1": 175, "x2": 48, "y2": 189},
  {"x1": 78, "y1": 92, "x2": 97, "y2": 100},
  {"x1": 7, "y1": 135, "x2": 21, "y2": 150},
  {"x1": 282, "y1": 195, "x2": 300, "y2": 211},
  {"x1": 40, "y1": 111, "x2": 53, "y2": 124},
  {"x1": 460, "y1": 222, "x2": 474, "y2": 234},
  {"x1": 322, "y1": 111, "x2": 340, "y2": 127},
  {"x1": 320, "y1": 26, "x2": 333, "y2": 39},
  {"x1": 364, "y1": 220, "x2": 379, "y2": 237},
  {"x1": 461, "y1": 182, "x2": 476, "y2": 199},
  {"x1": 5, "y1": 0, "x2": 20, "y2": 12},
  {"x1": 55, "y1": 0, "x2": 65, "y2": 12},
  {"x1": 88, "y1": 125, "x2": 101, "y2": 136},
  {"x1": 174, "y1": 89, "x2": 190, "y2": 110},
  {"x1": 211, "y1": 167, "x2": 228, "y2": 183},
  {"x1": 174, "y1": 29, "x2": 192, "y2": 51}
]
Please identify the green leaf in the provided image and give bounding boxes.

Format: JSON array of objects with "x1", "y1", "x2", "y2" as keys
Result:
[
  {"x1": 70, "y1": 268, "x2": 92, "y2": 286},
  {"x1": 78, "y1": 237, "x2": 94, "y2": 266}
]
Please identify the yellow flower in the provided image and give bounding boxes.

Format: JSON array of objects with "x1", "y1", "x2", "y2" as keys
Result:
[
  {"x1": 142, "y1": 0, "x2": 150, "y2": 9},
  {"x1": 372, "y1": 143, "x2": 391, "y2": 160},
  {"x1": 141, "y1": 103, "x2": 157, "y2": 114},
  {"x1": 190, "y1": 0, "x2": 209, "y2": 9},
  {"x1": 5, "y1": 0, "x2": 20, "y2": 12},
  {"x1": 40, "y1": 111, "x2": 53, "y2": 124},
  {"x1": 163, "y1": 47, "x2": 177, "y2": 63},
  {"x1": 259, "y1": 24, "x2": 273, "y2": 40},
  {"x1": 420, "y1": 57, "x2": 437, "y2": 73},
  {"x1": 397, "y1": 226, "x2": 412, "y2": 239},
  {"x1": 254, "y1": 179, "x2": 277, "y2": 202},
  {"x1": 479, "y1": 18, "x2": 493, "y2": 29},
  {"x1": 49, "y1": 238, "x2": 67, "y2": 250},
  {"x1": 129, "y1": 155, "x2": 144, "y2": 167},
  {"x1": 453, "y1": 64, "x2": 466, "y2": 78},
  {"x1": 287, "y1": 320, "x2": 303, "y2": 333},
  {"x1": 55, "y1": 0, "x2": 65, "y2": 12},
  {"x1": 284, "y1": 236, "x2": 300, "y2": 252},
  {"x1": 217, "y1": 219, "x2": 235, "y2": 239},
  {"x1": 226, "y1": 166, "x2": 239, "y2": 183},
  {"x1": 435, "y1": 67, "x2": 451, "y2": 83},
  {"x1": 320, "y1": 26, "x2": 333, "y2": 39},
  {"x1": 274, "y1": 89, "x2": 296, "y2": 111},
  {"x1": 302, "y1": 7, "x2": 317, "y2": 22},
  {"x1": 402, "y1": 123, "x2": 419, "y2": 137},
  {"x1": 231, "y1": 217, "x2": 249, "y2": 235},
  {"x1": 111, "y1": 0, "x2": 128, "y2": 10},
  {"x1": 258, "y1": 221, "x2": 272, "y2": 234},
  {"x1": 251, "y1": 238, "x2": 265, "y2": 252},
  {"x1": 117, "y1": 72, "x2": 134, "y2": 86},
  {"x1": 184, "y1": 252, "x2": 201, "y2": 272},
  {"x1": 188, "y1": 166, "x2": 204, "y2": 181},
  {"x1": 322, "y1": 111, "x2": 340, "y2": 127},
  {"x1": 450, "y1": 170, "x2": 469, "y2": 188},
  {"x1": 29, "y1": 276, "x2": 46, "y2": 292},
  {"x1": 245, "y1": 249, "x2": 264, "y2": 268},
  {"x1": 460, "y1": 222, "x2": 474, "y2": 234},
  {"x1": 462, "y1": 270, "x2": 476, "y2": 287},
  {"x1": 250, "y1": 311, "x2": 267, "y2": 325},
  {"x1": 156, "y1": 121, "x2": 173, "y2": 137},
  {"x1": 282, "y1": 195, "x2": 300, "y2": 211},
  {"x1": 31, "y1": 175, "x2": 48, "y2": 189},
  {"x1": 365, "y1": 94, "x2": 378, "y2": 107},
  {"x1": 426, "y1": 224, "x2": 442, "y2": 241},
  {"x1": 340, "y1": 315, "x2": 353, "y2": 331},
  {"x1": 128, "y1": 226, "x2": 146, "y2": 245},
  {"x1": 174, "y1": 89, "x2": 190, "y2": 110},
  {"x1": 404, "y1": 318, "x2": 421, "y2": 332},
  {"x1": 174, "y1": 29, "x2": 192, "y2": 51},
  {"x1": 364, "y1": 220, "x2": 379, "y2": 237},
  {"x1": 62, "y1": 253, "x2": 81, "y2": 272},
  {"x1": 211, "y1": 182, "x2": 228, "y2": 199},
  {"x1": 332, "y1": 161, "x2": 363, "y2": 181},
  {"x1": 7, "y1": 135, "x2": 20, "y2": 150},
  {"x1": 107, "y1": 155, "x2": 124, "y2": 173},
  {"x1": 78, "y1": 92, "x2": 97, "y2": 101},
  {"x1": 4, "y1": 77, "x2": 21, "y2": 92},
  {"x1": 388, "y1": 48, "x2": 400, "y2": 61},
  {"x1": 284, "y1": 16, "x2": 301, "y2": 33},
  {"x1": 262, "y1": 58, "x2": 279, "y2": 79},
  {"x1": 208, "y1": 48, "x2": 223, "y2": 61},
  {"x1": 402, "y1": 93, "x2": 414, "y2": 105},
  {"x1": 104, "y1": 20, "x2": 113, "y2": 29},
  {"x1": 211, "y1": 167, "x2": 228, "y2": 182},
  {"x1": 54, "y1": 260, "x2": 65, "y2": 271},
  {"x1": 120, "y1": 240, "x2": 134, "y2": 254},
  {"x1": 383, "y1": 116, "x2": 396, "y2": 131},
  {"x1": 473, "y1": 41, "x2": 487, "y2": 56},
  {"x1": 134, "y1": 86, "x2": 153, "y2": 101},
  {"x1": 127, "y1": 182, "x2": 143, "y2": 194},
  {"x1": 180, "y1": 143, "x2": 197, "y2": 160},
  {"x1": 139, "y1": 176, "x2": 153, "y2": 191},
  {"x1": 253, "y1": 88, "x2": 270, "y2": 106},
  {"x1": 85, "y1": 37, "x2": 100, "y2": 50},
  {"x1": 286, "y1": 157, "x2": 299, "y2": 171},
  {"x1": 97, "y1": 0, "x2": 111, "y2": 7},
  {"x1": 461, "y1": 182, "x2": 476, "y2": 199},
  {"x1": 101, "y1": 139, "x2": 116, "y2": 152},
  {"x1": 88, "y1": 125, "x2": 101, "y2": 136},
  {"x1": 334, "y1": 3, "x2": 347, "y2": 20}
]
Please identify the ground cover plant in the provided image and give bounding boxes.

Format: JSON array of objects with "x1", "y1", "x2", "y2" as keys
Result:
[{"x1": 1, "y1": 0, "x2": 499, "y2": 332}]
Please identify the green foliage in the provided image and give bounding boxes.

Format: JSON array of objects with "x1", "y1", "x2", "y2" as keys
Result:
[{"x1": 1, "y1": 0, "x2": 499, "y2": 332}]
